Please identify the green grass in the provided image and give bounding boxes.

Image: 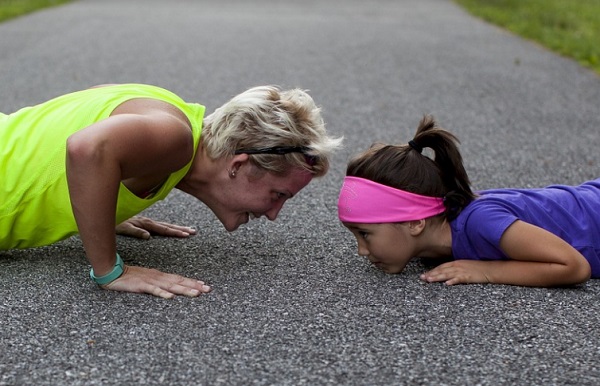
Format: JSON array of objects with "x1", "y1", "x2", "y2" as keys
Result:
[
  {"x1": 454, "y1": 0, "x2": 600, "y2": 75},
  {"x1": 0, "y1": 0, "x2": 73, "y2": 23}
]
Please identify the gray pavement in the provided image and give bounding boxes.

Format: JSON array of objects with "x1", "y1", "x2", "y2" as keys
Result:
[{"x1": 1, "y1": 0, "x2": 600, "y2": 385}]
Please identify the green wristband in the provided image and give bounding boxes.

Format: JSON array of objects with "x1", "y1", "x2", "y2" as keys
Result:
[{"x1": 90, "y1": 253, "x2": 124, "y2": 285}]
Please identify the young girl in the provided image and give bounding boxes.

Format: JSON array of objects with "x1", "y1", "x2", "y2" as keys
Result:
[{"x1": 337, "y1": 115, "x2": 598, "y2": 287}]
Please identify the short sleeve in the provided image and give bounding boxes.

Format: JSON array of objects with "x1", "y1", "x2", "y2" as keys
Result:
[{"x1": 452, "y1": 199, "x2": 519, "y2": 261}]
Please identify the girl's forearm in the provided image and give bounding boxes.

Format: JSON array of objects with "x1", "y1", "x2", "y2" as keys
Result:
[
  {"x1": 483, "y1": 260, "x2": 591, "y2": 287},
  {"x1": 421, "y1": 258, "x2": 591, "y2": 287},
  {"x1": 497, "y1": 220, "x2": 592, "y2": 287}
]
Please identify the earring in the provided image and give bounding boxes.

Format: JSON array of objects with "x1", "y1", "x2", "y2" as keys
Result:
[{"x1": 229, "y1": 169, "x2": 236, "y2": 178}]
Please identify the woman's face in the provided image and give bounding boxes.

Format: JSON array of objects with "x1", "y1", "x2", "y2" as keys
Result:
[
  {"x1": 342, "y1": 222, "x2": 416, "y2": 273},
  {"x1": 215, "y1": 166, "x2": 314, "y2": 232}
]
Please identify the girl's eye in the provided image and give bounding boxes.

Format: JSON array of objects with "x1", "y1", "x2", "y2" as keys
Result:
[{"x1": 358, "y1": 231, "x2": 368, "y2": 239}]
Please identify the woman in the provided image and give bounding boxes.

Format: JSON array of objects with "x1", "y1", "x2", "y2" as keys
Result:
[{"x1": 1, "y1": 83, "x2": 342, "y2": 298}]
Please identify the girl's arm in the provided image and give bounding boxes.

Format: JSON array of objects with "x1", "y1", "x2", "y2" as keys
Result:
[
  {"x1": 420, "y1": 220, "x2": 592, "y2": 287},
  {"x1": 66, "y1": 110, "x2": 209, "y2": 298}
]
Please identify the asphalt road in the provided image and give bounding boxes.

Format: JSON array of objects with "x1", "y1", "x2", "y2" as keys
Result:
[{"x1": 1, "y1": 0, "x2": 600, "y2": 385}]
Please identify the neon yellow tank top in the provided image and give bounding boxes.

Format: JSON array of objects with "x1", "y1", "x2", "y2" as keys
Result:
[{"x1": 0, "y1": 84, "x2": 205, "y2": 249}]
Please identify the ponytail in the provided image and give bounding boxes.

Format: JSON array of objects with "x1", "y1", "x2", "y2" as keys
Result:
[
  {"x1": 411, "y1": 115, "x2": 476, "y2": 219},
  {"x1": 346, "y1": 115, "x2": 476, "y2": 221}
]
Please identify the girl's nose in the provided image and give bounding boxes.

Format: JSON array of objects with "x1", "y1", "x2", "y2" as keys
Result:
[{"x1": 357, "y1": 241, "x2": 369, "y2": 257}]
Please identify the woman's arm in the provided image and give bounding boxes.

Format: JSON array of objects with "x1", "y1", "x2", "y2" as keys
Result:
[
  {"x1": 66, "y1": 110, "x2": 209, "y2": 298},
  {"x1": 420, "y1": 220, "x2": 592, "y2": 287}
]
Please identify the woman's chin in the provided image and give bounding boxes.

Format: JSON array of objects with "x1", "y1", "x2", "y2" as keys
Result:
[
  {"x1": 222, "y1": 216, "x2": 248, "y2": 232},
  {"x1": 223, "y1": 222, "x2": 240, "y2": 232}
]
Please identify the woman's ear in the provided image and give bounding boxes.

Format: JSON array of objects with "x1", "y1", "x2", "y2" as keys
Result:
[
  {"x1": 407, "y1": 219, "x2": 426, "y2": 236},
  {"x1": 228, "y1": 153, "x2": 249, "y2": 176}
]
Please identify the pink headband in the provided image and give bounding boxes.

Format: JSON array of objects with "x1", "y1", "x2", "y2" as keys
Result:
[{"x1": 337, "y1": 176, "x2": 446, "y2": 223}]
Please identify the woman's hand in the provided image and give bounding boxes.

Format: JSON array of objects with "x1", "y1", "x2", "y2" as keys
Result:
[
  {"x1": 116, "y1": 216, "x2": 197, "y2": 239},
  {"x1": 420, "y1": 260, "x2": 491, "y2": 285},
  {"x1": 101, "y1": 265, "x2": 211, "y2": 299}
]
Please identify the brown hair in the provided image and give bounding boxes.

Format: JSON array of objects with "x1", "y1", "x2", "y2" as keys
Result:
[{"x1": 346, "y1": 115, "x2": 476, "y2": 220}]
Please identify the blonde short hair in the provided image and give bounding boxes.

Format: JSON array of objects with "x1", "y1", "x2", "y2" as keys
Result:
[{"x1": 202, "y1": 86, "x2": 342, "y2": 177}]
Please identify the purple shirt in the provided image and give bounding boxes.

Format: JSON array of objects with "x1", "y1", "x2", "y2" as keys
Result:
[{"x1": 450, "y1": 178, "x2": 600, "y2": 277}]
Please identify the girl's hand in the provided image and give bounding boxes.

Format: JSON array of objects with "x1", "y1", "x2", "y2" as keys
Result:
[
  {"x1": 420, "y1": 260, "x2": 491, "y2": 285},
  {"x1": 116, "y1": 216, "x2": 197, "y2": 239},
  {"x1": 101, "y1": 265, "x2": 211, "y2": 299}
]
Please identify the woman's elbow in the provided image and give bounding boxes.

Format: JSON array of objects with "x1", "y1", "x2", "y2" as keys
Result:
[{"x1": 66, "y1": 133, "x2": 103, "y2": 166}]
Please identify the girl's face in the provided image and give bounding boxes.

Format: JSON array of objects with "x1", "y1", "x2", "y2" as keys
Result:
[{"x1": 342, "y1": 222, "x2": 417, "y2": 273}]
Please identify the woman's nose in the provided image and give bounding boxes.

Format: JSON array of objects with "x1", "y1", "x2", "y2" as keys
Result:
[{"x1": 265, "y1": 200, "x2": 285, "y2": 221}]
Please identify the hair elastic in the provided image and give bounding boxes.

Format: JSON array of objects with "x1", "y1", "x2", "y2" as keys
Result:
[
  {"x1": 338, "y1": 176, "x2": 445, "y2": 223},
  {"x1": 408, "y1": 140, "x2": 423, "y2": 153}
]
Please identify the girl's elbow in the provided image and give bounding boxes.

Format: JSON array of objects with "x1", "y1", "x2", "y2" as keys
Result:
[
  {"x1": 577, "y1": 262, "x2": 592, "y2": 283},
  {"x1": 568, "y1": 259, "x2": 591, "y2": 285}
]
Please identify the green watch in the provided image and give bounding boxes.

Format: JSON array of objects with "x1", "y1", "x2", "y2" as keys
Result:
[{"x1": 90, "y1": 253, "x2": 124, "y2": 285}]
